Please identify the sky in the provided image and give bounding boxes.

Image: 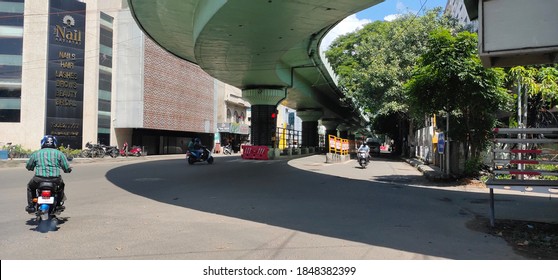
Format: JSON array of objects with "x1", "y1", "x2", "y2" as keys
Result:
[{"x1": 320, "y1": 0, "x2": 448, "y2": 53}]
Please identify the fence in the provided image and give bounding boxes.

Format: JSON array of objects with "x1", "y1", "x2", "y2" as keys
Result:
[
  {"x1": 277, "y1": 127, "x2": 301, "y2": 149},
  {"x1": 328, "y1": 135, "x2": 349, "y2": 155},
  {"x1": 486, "y1": 127, "x2": 558, "y2": 226}
]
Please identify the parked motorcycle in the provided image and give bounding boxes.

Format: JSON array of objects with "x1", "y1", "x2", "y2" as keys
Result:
[
  {"x1": 120, "y1": 145, "x2": 142, "y2": 157},
  {"x1": 222, "y1": 144, "x2": 232, "y2": 155},
  {"x1": 102, "y1": 145, "x2": 119, "y2": 158},
  {"x1": 32, "y1": 181, "x2": 64, "y2": 232},
  {"x1": 357, "y1": 150, "x2": 370, "y2": 169},
  {"x1": 187, "y1": 146, "x2": 214, "y2": 164}
]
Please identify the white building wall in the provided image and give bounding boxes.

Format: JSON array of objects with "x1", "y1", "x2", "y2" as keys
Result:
[
  {"x1": 12, "y1": 1, "x2": 49, "y2": 150},
  {"x1": 113, "y1": 10, "x2": 144, "y2": 129}
]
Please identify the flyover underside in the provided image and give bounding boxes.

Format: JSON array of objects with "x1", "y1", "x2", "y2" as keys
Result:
[{"x1": 128, "y1": 0, "x2": 384, "y2": 145}]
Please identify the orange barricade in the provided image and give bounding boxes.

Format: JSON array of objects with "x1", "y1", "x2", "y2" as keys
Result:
[{"x1": 241, "y1": 145, "x2": 269, "y2": 160}]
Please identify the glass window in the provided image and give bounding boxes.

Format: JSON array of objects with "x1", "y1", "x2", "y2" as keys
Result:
[
  {"x1": 97, "y1": 12, "x2": 113, "y2": 139},
  {"x1": 0, "y1": 108, "x2": 19, "y2": 122},
  {"x1": 0, "y1": 38, "x2": 22, "y2": 55},
  {"x1": 0, "y1": 12, "x2": 23, "y2": 26},
  {"x1": 0, "y1": 65, "x2": 22, "y2": 80},
  {"x1": 98, "y1": 99, "x2": 111, "y2": 112},
  {"x1": 0, "y1": 0, "x2": 23, "y2": 123}
]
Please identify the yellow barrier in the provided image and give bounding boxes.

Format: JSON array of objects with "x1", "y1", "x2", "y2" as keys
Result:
[{"x1": 328, "y1": 135, "x2": 349, "y2": 155}]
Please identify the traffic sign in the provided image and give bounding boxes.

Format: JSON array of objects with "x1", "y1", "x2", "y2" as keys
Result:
[{"x1": 438, "y1": 133, "x2": 445, "y2": 154}]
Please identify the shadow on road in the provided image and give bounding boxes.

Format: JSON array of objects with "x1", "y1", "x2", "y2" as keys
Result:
[{"x1": 105, "y1": 155, "x2": 558, "y2": 259}]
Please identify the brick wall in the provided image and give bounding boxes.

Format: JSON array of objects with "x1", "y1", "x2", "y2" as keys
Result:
[{"x1": 143, "y1": 38, "x2": 214, "y2": 133}]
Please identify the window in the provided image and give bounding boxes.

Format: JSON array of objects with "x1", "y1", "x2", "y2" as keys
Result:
[
  {"x1": 97, "y1": 12, "x2": 113, "y2": 142},
  {"x1": 0, "y1": 0, "x2": 23, "y2": 122}
]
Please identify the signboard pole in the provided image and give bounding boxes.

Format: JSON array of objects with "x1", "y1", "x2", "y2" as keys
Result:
[{"x1": 446, "y1": 112, "x2": 450, "y2": 176}]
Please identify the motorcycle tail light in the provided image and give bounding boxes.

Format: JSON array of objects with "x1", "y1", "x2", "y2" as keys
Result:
[
  {"x1": 41, "y1": 190, "x2": 51, "y2": 198},
  {"x1": 32, "y1": 198, "x2": 38, "y2": 203}
]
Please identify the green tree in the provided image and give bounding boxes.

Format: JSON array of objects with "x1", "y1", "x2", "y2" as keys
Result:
[
  {"x1": 506, "y1": 66, "x2": 558, "y2": 128},
  {"x1": 405, "y1": 29, "x2": 511, "y2": 160},
  {"x1": 325, "y1": 8, "x2": 459, "y2": 147}
]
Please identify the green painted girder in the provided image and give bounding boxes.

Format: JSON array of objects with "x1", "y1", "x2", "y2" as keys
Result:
[{"x1": 128, "y1": 0, "x2": 383, "y2": 124}]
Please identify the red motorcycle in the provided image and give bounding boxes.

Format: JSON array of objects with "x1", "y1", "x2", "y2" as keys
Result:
[{"x1": 120, "y1": 144, "x2": 142, "y2": 157}]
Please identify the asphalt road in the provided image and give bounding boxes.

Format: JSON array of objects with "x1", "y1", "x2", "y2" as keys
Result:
[{"x1": 1, "y1": 154, "x2": 557, "y2": 260}]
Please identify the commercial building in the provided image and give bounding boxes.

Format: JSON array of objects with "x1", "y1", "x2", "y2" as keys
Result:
[
  {"x1": 445, "y1": 0, "x2": 478, "y2": 31},
  {"x1": 0, "y1": 0, "x2": 249, "y2": 154}
]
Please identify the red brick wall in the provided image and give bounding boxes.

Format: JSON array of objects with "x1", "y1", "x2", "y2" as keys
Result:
[{"x1": 143, "y1": 38, "x2": 214, "y2": 133}]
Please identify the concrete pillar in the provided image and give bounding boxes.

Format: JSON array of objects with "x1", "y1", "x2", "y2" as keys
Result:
[
  {"x1": 321, "y1": 118, "x2": 340, "y2": 152},
  {"x1": 242, "y1": 88, "x2": 286, "y2": 146},
  {"x1": 337, "y1": 123, "x2": 350, "y2": 139},
  {"x1": 297, "y1": 109, "x2": 322, "y2": 148}
]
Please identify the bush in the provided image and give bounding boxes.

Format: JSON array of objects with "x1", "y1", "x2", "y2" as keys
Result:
[
  {"x1": 1, "y1": 144, "x2": 33, "y2": 158},
  {"x1": 58, "y1": 146, "x2": 82, "y2": 158},
  {"x1": 464, "y1": 157, "x2": 484, "y2": 177}
]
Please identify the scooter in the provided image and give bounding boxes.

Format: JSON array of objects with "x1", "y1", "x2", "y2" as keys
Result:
[
  {"x1": 222, "y1": 144, "x2": 232, "y2": 155},
  {"x1": 120, "y1": 145, "x2": 142, "y2": 157},
  {"x1": 357, "y1": 150, "x2": 370, "y2": 169},
  {"x1": 187, "y1": 146, "x2": 214, "y2": 164}
]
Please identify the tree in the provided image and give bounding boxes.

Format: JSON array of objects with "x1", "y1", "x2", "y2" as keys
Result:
[
  {"x1": 506, "y1": 66, "x2": 558, "y2": 128},
  {"x1": 325, "y1": 8, "x2": 460, "y2": 149},
  {"x1": 405, "y1": 29, "x2": 511, "y2": 161}
]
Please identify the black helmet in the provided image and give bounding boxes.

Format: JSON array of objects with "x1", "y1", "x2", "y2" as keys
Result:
[
  {"x1": 41, "y1": 135, "x2": 58, "y2": 149},
  {"x1": 194, "y1": 138, "x2": 200, "y2": 143}
]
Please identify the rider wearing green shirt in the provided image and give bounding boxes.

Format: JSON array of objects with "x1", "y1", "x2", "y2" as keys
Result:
[{"x1": 25, "y1": 135, "x2": 72, "y2": 213}]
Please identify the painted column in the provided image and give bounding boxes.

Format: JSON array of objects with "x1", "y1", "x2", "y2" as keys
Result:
[
  {"x1": 242, "y1": 88, "x2": 286, "y2": 146},
  {"x1": 297, "y1": 109, "x2": 322, "y2": 148}
]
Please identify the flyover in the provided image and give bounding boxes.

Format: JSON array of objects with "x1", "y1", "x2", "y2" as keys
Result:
[{"x1": 128, "y1": 0, "x2": 384, "y2": 147}]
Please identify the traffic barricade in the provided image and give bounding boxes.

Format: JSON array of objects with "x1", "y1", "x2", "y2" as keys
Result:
[{"x1": 241, "y1": 145, "x2": 269, "y2": 160}]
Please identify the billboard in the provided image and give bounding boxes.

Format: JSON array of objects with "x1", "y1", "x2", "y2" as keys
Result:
[
  {"x1": 46, "y1": 0, "x2": 86, "y2": 149},
  {"x1": 478, "y1": 0, "x2": 558, "y2": 67}
]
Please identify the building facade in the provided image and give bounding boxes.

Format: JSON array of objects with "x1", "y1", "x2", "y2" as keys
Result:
[
  {"x1": 445, "y1": 0, "x2": 478, "y2": 31},
  {"x1": 0, "y1": 0, "x2": 247, "y2": 154}
]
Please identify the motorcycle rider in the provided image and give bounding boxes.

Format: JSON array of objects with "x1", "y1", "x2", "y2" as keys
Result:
[
  {"x1": 25, "y1": 135, "x2": 72, "y2": 213},
  {"x1": 188, "y1": 137, "x2": 204, "y2": 158},
  {"x1": 357, "y1": 141, "x2": 371, "y2": 163}
]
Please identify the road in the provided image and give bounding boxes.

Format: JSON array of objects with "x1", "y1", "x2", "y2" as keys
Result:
[{"x1": 1, "y1": 154, "x2": 557, "y2": 260}]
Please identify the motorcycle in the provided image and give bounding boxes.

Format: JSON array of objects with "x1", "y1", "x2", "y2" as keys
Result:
[
  {"x1": 222, "y1": 144, "x2": 232, "y2": 155},
  {"x1": 357, "y1": 149, "x2": 370, "y2": 169},
  {"x1": 102, "y1": 145, "x2": 119, "y2": 158},
  {"x1": 120, "y1": 145, "x2": 142, "y2": 157},
  {"x1": 187, "y1": 146, "x2": 214, "y2": 164},
  {"x1": 32, "y1": 181, "x2": 64, "y2": 232}
]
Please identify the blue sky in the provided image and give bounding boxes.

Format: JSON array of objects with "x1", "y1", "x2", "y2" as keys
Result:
[
  {"x1": 321, "y1": 0, "x2": 448, "y2": 53},
  {"x1": 357, "y1": 0, "x2": 448, "y2": 22}
]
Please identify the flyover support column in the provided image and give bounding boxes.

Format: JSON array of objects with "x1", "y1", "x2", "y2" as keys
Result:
[
  {"x1": 297, "y1": 109, "x2": 323, "y2": 151},
  {"x1": 242, "y1": 88, "x2": 286, "y2": 147},
  {"x1": 321, "y1": 118, "x2": 340, "y2": 153},
  {"x1": 337, "y1": 123, "x2": 349, "y2": 139}
]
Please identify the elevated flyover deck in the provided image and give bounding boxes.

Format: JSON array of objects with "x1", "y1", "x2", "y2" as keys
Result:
[{"x1": 128, "y1": 0, "x2": 384, "y2": 143}]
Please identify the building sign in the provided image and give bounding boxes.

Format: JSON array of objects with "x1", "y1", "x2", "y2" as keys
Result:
[
  {"x1": 217, "y1": 123, "x2": 250, "y2": 135},
  {"x1": 46, "y1": 0, "x2": 86, "y2": 149}
]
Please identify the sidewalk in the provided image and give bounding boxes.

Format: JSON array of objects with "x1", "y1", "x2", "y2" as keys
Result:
[{"x1": 403, "y1": 157, "x2": 448, "y2": 181}]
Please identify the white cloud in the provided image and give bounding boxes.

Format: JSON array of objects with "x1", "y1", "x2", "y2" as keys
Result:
[
  {"x1": 320, "y1": 14, "x2": 371, "y2": 54},
  {"x1": 383, "y1": 14, "x2": 401, "y2": 22}
]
